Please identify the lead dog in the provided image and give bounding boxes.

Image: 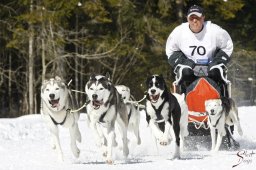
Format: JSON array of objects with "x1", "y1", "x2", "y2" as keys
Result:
[
  {"x1": 41, "y1": 76, "x2": 81, "y2": 161},
  {"x1": 205, "y1": 97, "x2": 243, "y2": 153},
  {"x1": 85, "y1": 74, "x2": 129, "y2": 164},
  {"x1": 145, "y1": 74, "x2": 182, "y2": 158},
  {"x1": 115, "y1": 85, "x2": 141, "y2": 145}
]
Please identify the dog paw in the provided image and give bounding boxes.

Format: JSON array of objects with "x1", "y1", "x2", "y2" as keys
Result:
[
  {"x1": 96, "y1": 140, "x2": 102, "y2": 147},
  {"x1": 172, "y1": 150, "x2": 180, "y2": 159},
  {"x1": 73, "y1": 149, "x2": 80, "y2": 158},
  {"x1": 159, "y1": 141, "x2": 168, "y2": 146},
  {"x1": 159, "y1": 137, "x2": 170, "y2": 146},
  {"x1": 106, "y1": 159, "x2": 113, "y2": 164},
  {"x1": 121, "y1": 145, "x2": 129, "y2": 158},
  {"x1": 71, "y1": 145, "x2": 80, "y2": 158}
]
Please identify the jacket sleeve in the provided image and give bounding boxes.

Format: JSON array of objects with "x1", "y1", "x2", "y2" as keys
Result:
[
  {"x1": 209, "y1": 25, "x2": 233, "y2": 68},
  {"x1": 166, "y1": 25, "x2": 195, "y2": 69},
  {"x1": 168, "y1": 51, "x2": 195, "y2": 68},
  {"x1": 209, "y1": 49, "x2": 230, "y2": 68}
]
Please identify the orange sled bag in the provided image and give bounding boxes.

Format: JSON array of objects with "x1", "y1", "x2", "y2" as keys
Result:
[{"x1": 186, "y1": 77, "x2": 221, "y2": 124}]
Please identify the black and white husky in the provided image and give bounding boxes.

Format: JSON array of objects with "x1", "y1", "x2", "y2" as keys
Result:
[
  {"x1": 205, "y1": 98, "x2": 243, "y2": 153},
  {"x1": 115, "y1": 85, "x2": 141, "y2": 145},
  {"x1": 85, "y1": 74, "x2": 129, "y2": 164},
  {"x1": 145, "y1": 74, "x2": 183, "y2": 158},
  {"x1": 41, "y1": 76, "x2": 81, "y2": 161}
]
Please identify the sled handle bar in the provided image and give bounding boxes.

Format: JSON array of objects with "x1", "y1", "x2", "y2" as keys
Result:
[
  {"x1": 173, "y1": 64, "x2": 192, "y2": 86},
  {"x1": 209, "y1": 63, "x2": 230, "y2": 84}
]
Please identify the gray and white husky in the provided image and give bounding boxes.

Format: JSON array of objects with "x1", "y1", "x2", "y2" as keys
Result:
[
  {"x1": 205, "y1": 97, "x2": 243, "y2": 153},
  {"x1": 115, "y1": 85, "x2": 141, "y2": 145},
  {"x1": 41, "y1": 76, "x2": 81, "y2": 161},
  {"x1": 85, "y1": 74, "x2": 129, "y2": 164}
]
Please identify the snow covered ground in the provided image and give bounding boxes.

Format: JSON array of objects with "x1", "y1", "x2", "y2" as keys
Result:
[{"x1": 0, "y1": 106, "x2": 255, "y2": 170}]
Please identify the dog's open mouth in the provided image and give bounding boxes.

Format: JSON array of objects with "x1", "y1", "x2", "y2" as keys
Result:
[
  {"x1": 150, "y1": 94, "x2": 160, "y2": 103},
  {"x1": 92, "y1": 100, "x2": 103, "y2": 110},
  {"x1": 49, "y1": 98, "x2": 60, "y2": 108}
]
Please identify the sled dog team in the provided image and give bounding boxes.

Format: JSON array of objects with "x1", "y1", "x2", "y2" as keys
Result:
[{"x1": 40, "y1": 74, "x2": 243, "y2": 163}]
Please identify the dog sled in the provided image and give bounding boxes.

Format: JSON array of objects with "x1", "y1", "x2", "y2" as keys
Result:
[{"x1": 172, "y1": 64, "x2": 239, "y2": 149}]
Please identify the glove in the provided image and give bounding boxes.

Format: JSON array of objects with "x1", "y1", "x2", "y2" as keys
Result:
[
  {"x1": 209, "y1": 49, "x2": 230, "y2": 69},
  {"x1": 168, "y1": 51, "x2": 195, "y2": 68}
]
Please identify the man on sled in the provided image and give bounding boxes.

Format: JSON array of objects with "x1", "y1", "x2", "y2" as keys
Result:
[
  {"x1": 165, "y1": 5, "x2": 239, "y2": 150},
  {"x1": 166, "y1": 4, "x2": 233, "y2": 97}
]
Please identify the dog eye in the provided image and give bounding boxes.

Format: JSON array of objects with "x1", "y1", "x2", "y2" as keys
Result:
[
  {"x1": 89, "y1": 87, "x2": 94, "y2": 90},
  {"x1": 56, "y1": 88, "x2": 59, "y2": 90},
  {"x1": 99, "y1": 88, "x2": 104, "y2": 90},
  {"x1": 46, "y1": 89, "x2": 49, "y2": 91},
  {"x1": 155, "y1": 83, "x2": 159, "y2": 87}
]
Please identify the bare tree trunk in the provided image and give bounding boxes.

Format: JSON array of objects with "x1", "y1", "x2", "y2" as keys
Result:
[
  {"x1": 176, "y1": 0, "x2": 184, "y2": 23},
  {"x1": 75, "y1": 13, "x2": 79, "y2": 102},
  {"x1": 41, "y1": 39, "x2": 46, "y2": 81},
  {"x1": 49, "y1": 21, "x2": 66, "y2": 78},
  {"x1": 41, "y1": 5, "x2": 46, "y2": 82},
  {"x1": 8, "y1": 54, "x2": 12, "y2": 114},
  {"x1": 28, "y1": 0, "x2": 34, "y2": 114},
  {"x1": 22, "y1": 92, "x2": 29, "y2": 116},
  {"x1": 80, "y1": 42, "x2": 85, "y2": 106}
]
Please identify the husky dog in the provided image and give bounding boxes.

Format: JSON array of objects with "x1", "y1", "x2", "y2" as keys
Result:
[
  {"x1": 41, "y1": 76, "x2": 81, "y2": 161},
  {"x1": 205, "y1": 98, "x2": 243, "y2": 153},
  {"x1": 85, "y1": 74, "x2": 129, "y2": 164},
  {"x1": 145, "y1": 74, "x2": 182, "y2": 158},
  {"x1": 115, "y1": 85, "x2": 141, "y2": 145}
]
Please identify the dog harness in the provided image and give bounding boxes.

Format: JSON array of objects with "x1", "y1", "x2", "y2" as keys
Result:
[
  {"x1": 208, "y1": 111, "x2": 222, "y2": 128},
  {"x1": 150, "y1": 99, "x2": 168, "y2": 132},
  {"x1": 49, "y1": 108, "x2": 70, "y2": 126},
  {"x1": 99, "y1": 111, "x2": 107, "y2": 123},
  {"x1": 98, "y1": 88, "x2": 119, "y2": 124}
]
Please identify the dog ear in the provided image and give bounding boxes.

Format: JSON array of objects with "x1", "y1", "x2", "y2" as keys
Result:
[
  {"x1": 89, "y1": 73, "x2": 96, "y2": 81},
  {"x1": 42, "y1": 79, "x2": 48, "y2": 85},
  {"x1": 218, "y1": 99, "x2": 222, "y2": 105},
  {"x1": 55, "y1": 76, "x2": 62, "y2": 81},
  {"x1": 105, "y1": 72, "x2": 111, "y2": 80},
  {"x1": 127, "y1": 86, "x2": 130, "y2": 93},
  {"x1": 145, "y1": 76, "x2": 151, "y2": 87}
]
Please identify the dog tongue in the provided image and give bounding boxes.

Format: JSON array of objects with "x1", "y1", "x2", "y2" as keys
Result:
[
  {"x1": 151, "y1": 94, "x2": 159, "y2": 101},
  {"x1": 51, "y1": 99, "x2": 59, "y2": 107},
  {"x1": 93, "y1": 100, "x2": 102, "y2": 106}
]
